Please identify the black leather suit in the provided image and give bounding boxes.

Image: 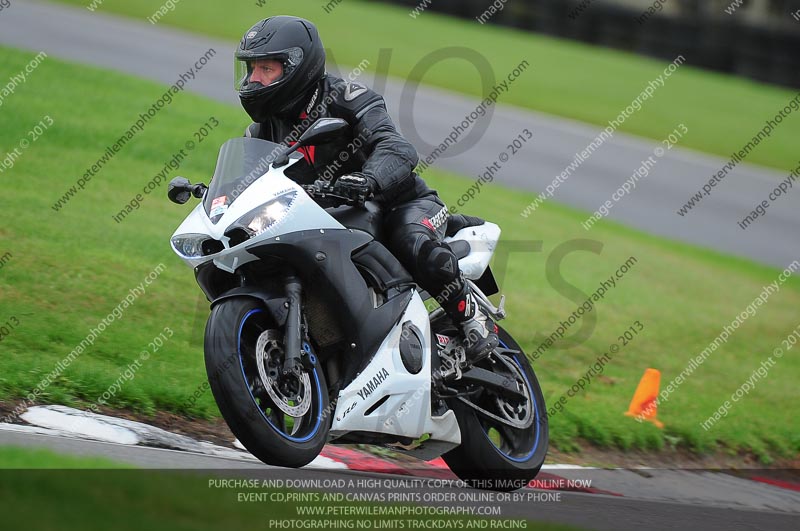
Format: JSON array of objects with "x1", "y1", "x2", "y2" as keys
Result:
[{"x1": 246, "y1": 74, "x2": 469, "y2": 314}]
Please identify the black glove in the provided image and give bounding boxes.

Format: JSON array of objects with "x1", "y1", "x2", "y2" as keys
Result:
[{"x1": 332, "y1": 173, "x2": 375, "y2": 205}]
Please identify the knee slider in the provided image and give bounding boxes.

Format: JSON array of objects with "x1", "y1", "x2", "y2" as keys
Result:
[{"x1": 417, "y1": 240, "x2": 460, "y2": 286}]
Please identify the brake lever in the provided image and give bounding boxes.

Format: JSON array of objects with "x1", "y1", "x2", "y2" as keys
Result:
[
  {"x1": 304, "y1": 181, "x2": 371, "y2": 208},
  {"x1": 303, "y1": 185, "x2": 349, "y2": 208}
]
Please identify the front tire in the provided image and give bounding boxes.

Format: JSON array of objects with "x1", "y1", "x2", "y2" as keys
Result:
[
  {"x1": 204, "y1": 297, "x2": 330, "y2": 468},
  {"x1": 442, "y1": 326, "x2": 548, "y2": 491}
]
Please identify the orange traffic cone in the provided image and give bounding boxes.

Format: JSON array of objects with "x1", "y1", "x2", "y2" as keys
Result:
[{"x1": 624, "y1": 368, "x2": 664, "y2": 428}]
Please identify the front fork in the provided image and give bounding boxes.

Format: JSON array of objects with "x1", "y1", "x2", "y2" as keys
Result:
[{"x1": 281, "y1": 275, "x2": 311, "y2": 375}]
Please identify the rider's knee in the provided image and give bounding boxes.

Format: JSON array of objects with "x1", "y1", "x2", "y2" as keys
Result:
[{"x1": 417, "y1": 239, "x2": 460, "y2": 287}]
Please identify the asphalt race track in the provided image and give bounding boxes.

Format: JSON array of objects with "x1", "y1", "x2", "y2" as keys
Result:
[{"x1": 0, "y1": 428, "x2": 797, "y2": 531}]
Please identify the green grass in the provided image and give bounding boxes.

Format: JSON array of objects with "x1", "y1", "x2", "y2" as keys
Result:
[
  {"x1": 50, "y1": 0, "x2": 800, "y2": 172},
  {"x1": 0, "y1": 47, "x2": 798, "y2": 462},
  {"x1": 0, "y1": 445, "x2": 131, "y2": 468},
  {"x1": 0, "y1": 447, "x2": 580, "y2": 530}
]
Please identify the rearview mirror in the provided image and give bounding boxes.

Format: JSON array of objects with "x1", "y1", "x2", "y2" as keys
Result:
[
  {"x1": 298, "y1": 117, "x2": 349, "y2": 145},
  {"x1": 168, "y1": 177, "x2": 207, "y2": 204},
  {"x1": 273, "y1": 118, "x2": 349, "y2": 167}
]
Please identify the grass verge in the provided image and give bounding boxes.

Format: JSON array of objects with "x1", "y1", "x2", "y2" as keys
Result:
[
  {"x1": 0, "y1": 445, "x2": 130, "y2": 468},
  {"x1": 0, "y1": 47, "x2": 797, "y2": 461},
  {"x1": 49, "y1": 0, "x2": 800, "y2": 171}
]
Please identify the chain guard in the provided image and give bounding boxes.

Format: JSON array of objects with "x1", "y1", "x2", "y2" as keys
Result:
[{"x1": 455, "y1": 350, "x2": 533, "y2": 429}]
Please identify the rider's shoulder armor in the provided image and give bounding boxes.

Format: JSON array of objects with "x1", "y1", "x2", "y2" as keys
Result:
[{"x1": 326, "y1": 76, "x2": 386, "y2": 124}]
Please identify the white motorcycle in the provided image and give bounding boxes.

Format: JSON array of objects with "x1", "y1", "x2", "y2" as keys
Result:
[{"x1": 168, "y1": 118, "x2": 548, "y2": 490}]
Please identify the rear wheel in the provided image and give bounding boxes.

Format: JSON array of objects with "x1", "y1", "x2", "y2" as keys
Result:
[
  {"x1": 442, "y1": 326, "x2": 548, "y2": 491},
  {"x1": 204, "y1": 297, "x2": 330, "y2": 468}
]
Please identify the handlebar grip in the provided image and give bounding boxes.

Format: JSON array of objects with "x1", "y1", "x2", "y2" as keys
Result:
[{"x1": 304, "y1": 180, "x2": 369, "y2": 208}]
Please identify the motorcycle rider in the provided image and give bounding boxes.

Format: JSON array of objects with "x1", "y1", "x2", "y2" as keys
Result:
[{"x1": 234, "y1": 16, "x2": 498, "y2": 364}]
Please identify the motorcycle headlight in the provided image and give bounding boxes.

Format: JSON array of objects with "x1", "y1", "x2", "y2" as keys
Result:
[
  {"x1": 171, "y1": 234, "x2": 225, "y2": 258},
  {"x1": 171, "y1": 233, "x2": 212, "y2": 258},
  {"x1": 234, "y1": 190, "x2": 297, "y2": 237}
]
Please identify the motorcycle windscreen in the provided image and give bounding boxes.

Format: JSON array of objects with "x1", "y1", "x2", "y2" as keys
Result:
[{"x1": 203, "y1": 137, "x2": 301, "y2": 224}]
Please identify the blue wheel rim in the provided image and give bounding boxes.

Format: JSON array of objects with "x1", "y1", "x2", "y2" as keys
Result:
[
  {"x1": 483, "y1": 338, "x2": 541, "y2": 462},
  {"x1": 237, "y1": 309, "x2": 323, "y2": 443}
]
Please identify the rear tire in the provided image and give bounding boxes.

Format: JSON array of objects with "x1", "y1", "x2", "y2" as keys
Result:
[
  {"x1": 204, "y1": 297, "x2": 330, "y2": 468},
  {"x1": 442, "y1": 326, "x2": 548, "y2": 491}
]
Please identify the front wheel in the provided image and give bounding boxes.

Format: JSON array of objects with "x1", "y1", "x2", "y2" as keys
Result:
[
  {"x1": 204, "y1": 296, "x2": 330, "y2": 468},
  {"x1": 442, "y1": 325, "x2": 548, "y2": 491}
]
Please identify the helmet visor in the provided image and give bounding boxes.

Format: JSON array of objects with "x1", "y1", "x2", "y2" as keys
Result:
[{"x1": 234, "y1": 47, "x2": 304, "y2": 91}]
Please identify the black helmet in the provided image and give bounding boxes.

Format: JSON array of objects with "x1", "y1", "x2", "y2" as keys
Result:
[{"x1": 235, "y1": 16, "x2": 326, "y2": 121}]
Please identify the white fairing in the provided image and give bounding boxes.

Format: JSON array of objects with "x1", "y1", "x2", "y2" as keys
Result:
[
  {"x1": 169, "y1": 139, "x2": 510, "y2": 446},
  {"x1": 330, "y1": 293, "x2": 461, "y2": 445},
  {"x1": 444, "y1": 222, "x2": 501, "y2": 280},
  {"x1": 170, "y1": 158, "x2": 344, "y2": 272}
]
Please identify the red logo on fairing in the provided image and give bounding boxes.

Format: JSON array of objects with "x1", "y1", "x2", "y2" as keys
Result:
[{"x1": 457, "y1": 300, "x2": 466, "y2": 313}]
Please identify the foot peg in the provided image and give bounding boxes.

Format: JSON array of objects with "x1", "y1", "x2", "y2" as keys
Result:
[{"x1": 463, "y1": 331, "x2": 499, "y2": 366}]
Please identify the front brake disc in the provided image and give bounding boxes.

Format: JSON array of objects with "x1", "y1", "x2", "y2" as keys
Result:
[{"x1": 255, "y1": 329, "x2": 312, "y2": 417}]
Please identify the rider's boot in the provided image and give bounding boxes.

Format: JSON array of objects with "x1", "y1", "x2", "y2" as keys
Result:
[{"x1": 440, "y1": 276, "x2": 499, "y2": 365}]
